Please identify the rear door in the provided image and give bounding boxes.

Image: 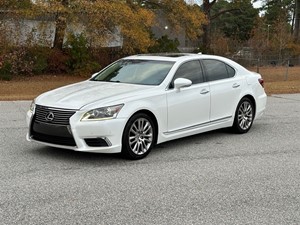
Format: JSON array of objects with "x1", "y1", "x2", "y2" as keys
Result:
[{"x1": 201, "y1": 59, "x2": 244, "y2": 122}]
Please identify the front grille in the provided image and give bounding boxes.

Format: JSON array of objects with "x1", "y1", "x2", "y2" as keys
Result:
[
  {"x1": 35, "y1": 105, "x2": 76, "y2": 125},
  {"x1": 31, "y1": 131, "x2": 76, "y2": 146},
  {"x1": 31, "y1": 105, "x2": 77, "y2": 147}
]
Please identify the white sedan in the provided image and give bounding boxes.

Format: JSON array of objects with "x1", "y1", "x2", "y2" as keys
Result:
[{"x1": 26, "y1": 53, "x2": 267, "y2": 159}]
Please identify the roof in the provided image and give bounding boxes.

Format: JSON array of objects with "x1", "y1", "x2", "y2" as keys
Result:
[
  {"x1": 123, "y1": 53, "x2": 250, "y2": 72},
  {"x1": 124, "y1": 53, "x2": 200, "y2": 62},
  {"x1": 136, "y1": 53, "x2": 197, "y2": 58}
]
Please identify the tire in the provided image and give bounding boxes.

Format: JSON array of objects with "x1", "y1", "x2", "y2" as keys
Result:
[
  {"x1": 232, "y1": 97, "x2": 254, "y2": 134},
  {"x1": 122, "y1": 113, "x2": 156, "y2": 160}
]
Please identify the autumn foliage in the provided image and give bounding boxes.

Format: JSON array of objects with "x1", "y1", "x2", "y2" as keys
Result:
[
  {"x1": 0, "y1": 0, "x2": 208, "y2": 78},
  {"x1": 1, "y1": 0, "x2": 300, "y2": 79}
]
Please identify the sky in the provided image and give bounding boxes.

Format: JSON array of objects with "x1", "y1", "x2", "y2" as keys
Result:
[{"x1": 253, "y1": 0, "x2": 263, "y2": 9}]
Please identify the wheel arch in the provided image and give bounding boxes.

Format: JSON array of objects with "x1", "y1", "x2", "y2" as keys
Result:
[
  {"x1": 127, "y1": 109, "x2": 159, "y2": 145},
  {"x1": 240, "y1": 94, "x2": 256, "y2": 119}
]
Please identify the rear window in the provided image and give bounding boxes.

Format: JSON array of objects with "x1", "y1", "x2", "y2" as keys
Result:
[{"x1": 202, "y1": 59, "x2": 236, "y2": 81}]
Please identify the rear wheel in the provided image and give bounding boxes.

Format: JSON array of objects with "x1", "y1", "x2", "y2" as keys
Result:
[
  {"x1": 122, "y1": 113, "x2": 156, "y2": 160},
  {"x1": 232, "y1": 97, "x2": 254, "y2": 134}
]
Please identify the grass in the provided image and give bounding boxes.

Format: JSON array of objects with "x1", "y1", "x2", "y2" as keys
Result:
[
  {"x1": 0, "y1": 66, "x2": 299, "y2": 101},
  {"x1": 253, "y1": 66, "x2": 300, "y2": 95},
  {"x1": 0, "y1": 75, "x2": 85, "y2": 101}
]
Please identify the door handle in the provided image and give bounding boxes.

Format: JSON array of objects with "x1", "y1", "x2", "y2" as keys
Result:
[
  {"x1": 232, "y1": 83, "x2": 240, "y2": 88},
  {"x1": 200, "y1": 89, "x2": 209, "y2": 94}
]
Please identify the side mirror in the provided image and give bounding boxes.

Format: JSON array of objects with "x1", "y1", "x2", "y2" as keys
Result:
[{"x1": 174, "y1": 78, "x2": 192, "y2": 90}]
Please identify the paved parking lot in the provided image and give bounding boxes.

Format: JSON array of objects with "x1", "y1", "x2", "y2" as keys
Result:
[{"x1": 1, "y1": 94, "x2": 300, "y2": 224}]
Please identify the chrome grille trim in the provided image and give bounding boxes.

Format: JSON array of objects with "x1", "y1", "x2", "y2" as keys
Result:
[{"x1": 35, "y1": 105, "x2": 76, "y2": 126}]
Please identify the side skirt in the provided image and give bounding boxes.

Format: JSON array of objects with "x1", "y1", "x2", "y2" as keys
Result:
[{"x1": 158, "y1": 116, "x2": 233, "y2": 144}]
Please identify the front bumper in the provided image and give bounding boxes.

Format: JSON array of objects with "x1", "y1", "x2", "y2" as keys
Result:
[{"x1": 26, "y1": 110, "x2": 126, "y2": 153}]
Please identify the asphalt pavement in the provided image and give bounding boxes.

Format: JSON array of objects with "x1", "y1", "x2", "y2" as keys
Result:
[{"x1": 1, "y1": 94, "x2": 300, "y2": 225}]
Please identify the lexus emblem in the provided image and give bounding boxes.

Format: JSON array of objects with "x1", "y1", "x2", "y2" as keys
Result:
[{"x1": 45, "y1": 112, "x2": 55, "y2": 121}]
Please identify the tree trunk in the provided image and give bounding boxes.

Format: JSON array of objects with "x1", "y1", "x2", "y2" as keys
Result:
[
  {"x1": 53, "y1": 0, "x2": 68, "y2": 49},
  {"x1": 202, "y1": 23, "x2": 211, "y2": 53},
  {"x1": 53, "y1": 14, "x2": 67, "y2": 49},
  {"x1": 201, "y1": 0, "x2": 216, "y2": 53},
  {"x1": 294, "y1": 0, "x2": 300, "y2": 42}
]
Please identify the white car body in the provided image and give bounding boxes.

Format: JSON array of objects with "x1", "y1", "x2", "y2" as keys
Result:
[{"x1": 26, "y1": 54, "x2": 267, "y2": 158}]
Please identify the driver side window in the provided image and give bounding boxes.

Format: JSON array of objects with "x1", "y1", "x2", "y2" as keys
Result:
[{"x1": 170, "y1": 60, "x2": 204, "y2": 88}]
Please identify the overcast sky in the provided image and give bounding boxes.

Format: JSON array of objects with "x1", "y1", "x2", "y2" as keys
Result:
[{"x1": 253, "y1": 0, "x2": 263, "y2": 9}]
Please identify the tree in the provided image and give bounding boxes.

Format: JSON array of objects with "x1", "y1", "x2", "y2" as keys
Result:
[
  {"x1": 32, "y1": 0, "x2": 155, "y2": 53},
  {"x1": 53, "y1": 0, "x2": 68, "y2": 49},
  {"x1": 248, "y1": 17, "x2": 269, "y2": 58},
  {"x1": 294, "y1": 0, "x2": 300, "y2": 42},
  {"x1": 259, "y1": 0, "x2": 300, "y2": 56},
  {"x1": 211, "y1": 0, "x2": 258, "y2": 42},
  {"x1": 154, "y1": 0, "x2": 206, "y2": 41},
  {"x1": 0, "y1": 0, "x2": 32, "y2": 9},
  {"x1": 32, "y1": 0, "x2": 206, "y2": 53},
  {"x1": 148, "y1": 35, "x2": 180, "y2": 53},
  {"x1": 262, "y1": 0, "x2": 293, "y2": 24},
  {"x1": 128, "y1": 0, "x2": 207, "y2": 46},
  {"x1": 79, "y1": 1, "x2": 155, "y2": 53},
  {"x1": 0, "y1": 0, "x2": 35, "y2": 48},
  {"x1": 202, "y1": 0, "x2": 217, "y2": 52},
  {"x1": 201, "y1": 0, "x2": 247, "y2": 52},
  {"x1": 270, "y1": 19, "x2": 293, "y2": 62},
  {"x1": 249, "y1": 1, "x2": 298, "y2": 63}
]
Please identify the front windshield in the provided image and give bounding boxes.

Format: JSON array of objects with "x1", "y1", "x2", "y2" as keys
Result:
[{"x1": 91, "y1": 59, "x2": 174, "y2": 85}]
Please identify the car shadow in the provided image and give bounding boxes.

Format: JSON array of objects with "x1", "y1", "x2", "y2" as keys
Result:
[
  {"x1": 29, "y1": 145, "x2": 125, "y2": 166},
  {"x1": 28, "y1": 126, "x2": 264, "y2": 165},
  {"x1": 150, "y1": 125, "x2": 264, "y2": 158}
]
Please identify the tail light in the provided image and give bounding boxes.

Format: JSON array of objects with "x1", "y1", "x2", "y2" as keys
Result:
[{"x1": 258, "y1": 78, "x2": 264, "y2": 88}]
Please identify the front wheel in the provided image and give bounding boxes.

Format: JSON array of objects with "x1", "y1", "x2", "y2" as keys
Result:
[
  {"x1": 232, "y1": 97, "x2": 254, "y2": 134},
  {"x1": 122, "y1": 113, "x2": 156, "y2": 160}
]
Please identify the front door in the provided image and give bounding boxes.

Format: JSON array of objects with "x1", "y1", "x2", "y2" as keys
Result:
[{"x1": 166, "y1": 60, "x2": 210, "y2": 132}]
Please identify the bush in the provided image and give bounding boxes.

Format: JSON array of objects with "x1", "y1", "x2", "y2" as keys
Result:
[
  {"x1": 46, "y1": 48, "x2": 70, "y2": 74},
  {"x1": 66, "y1": 34, "x2": 100, "y2": 76},
  {"x1": 148, "y1": 35, "x2": 180, "y2": 53},
  {"x1": 66, "y1": 34, "x2": 90, "y2": 70},
  {"x1": 0, "y1": 48, "x2": 34, "y2": 77},
  {"x1": 0, "y1": 47, "x2": 51, "y2": 76},
  {"x1": 28, "y1": 47, "x2": 49, "y2": 75},
  {"x1": 0, "y1": 61, "x2": 13, "y2": 81},
  {"x1": 0, "y1": 34, "x2": 104, "y2": 77}
]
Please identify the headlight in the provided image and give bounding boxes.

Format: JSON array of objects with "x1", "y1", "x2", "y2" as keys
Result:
[
  {"x1": 29, "y1": 99, "x2": 36, "y2": 113},
  {"x1": 81, "y1": 104, "x2": 124, "y2": 121}
]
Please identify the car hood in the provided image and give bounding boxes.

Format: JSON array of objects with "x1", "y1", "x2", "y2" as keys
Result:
[{"x1": 35, "y1": 81, "x2": 154, "y2": 109}]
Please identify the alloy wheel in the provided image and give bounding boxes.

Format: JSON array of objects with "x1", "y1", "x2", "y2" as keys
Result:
[
  {"x1": 128, "y1": 118, "x2": 153, "y2": 155},
  {"x1": 237, "y1": 101, "x2": 253, "y2": 130}
]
